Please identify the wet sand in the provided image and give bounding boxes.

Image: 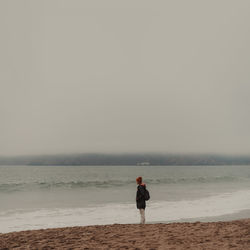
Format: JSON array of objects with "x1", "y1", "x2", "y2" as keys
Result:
[{"x1": 0, "y1": 219, "x2": 249, "y2": 249}]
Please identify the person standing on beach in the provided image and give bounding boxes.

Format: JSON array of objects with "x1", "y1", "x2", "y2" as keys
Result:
[{"x1": 136, "y1": 176, "x2": 149, "y2": 224}]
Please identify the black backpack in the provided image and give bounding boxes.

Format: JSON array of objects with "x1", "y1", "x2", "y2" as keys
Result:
[{"x1": 144, "y1": 187, "x2": 150, "y2": 201}]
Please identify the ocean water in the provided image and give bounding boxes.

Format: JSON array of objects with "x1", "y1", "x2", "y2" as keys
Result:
[{"x1": 0, "y1": 165, "x2": 250, "y2": 233}]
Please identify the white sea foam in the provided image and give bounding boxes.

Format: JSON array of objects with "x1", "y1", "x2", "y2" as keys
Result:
[{"x1": 1, "y1": 189, "x2": 250, "y2": 233}]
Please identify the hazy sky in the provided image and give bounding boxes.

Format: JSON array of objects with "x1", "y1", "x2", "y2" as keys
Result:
[{"x1": 1, "y1": 0, "x2": 250, "y2": 156}]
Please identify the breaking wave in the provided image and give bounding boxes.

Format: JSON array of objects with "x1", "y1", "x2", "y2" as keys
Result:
[{"x1": 0, "y1": 175, "x2": 248, "y2": 192}]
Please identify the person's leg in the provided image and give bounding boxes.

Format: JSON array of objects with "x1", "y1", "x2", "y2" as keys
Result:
[{"x1": 139, "y1": 209, "x2": 145, "y2": 224}]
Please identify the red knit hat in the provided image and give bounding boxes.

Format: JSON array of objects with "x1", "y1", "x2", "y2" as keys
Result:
[{"x1": 136, "y1": 176, "x2": 142, "y2": 183}]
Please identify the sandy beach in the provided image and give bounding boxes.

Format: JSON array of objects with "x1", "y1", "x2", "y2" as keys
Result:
[{"x1": 0, "y1": 219, "x2": 249, "y2": 250}]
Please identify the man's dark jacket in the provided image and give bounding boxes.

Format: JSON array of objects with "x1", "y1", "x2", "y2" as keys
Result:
[{"x1": 136, "y1": 184, "x2": 146, "y2": 209}]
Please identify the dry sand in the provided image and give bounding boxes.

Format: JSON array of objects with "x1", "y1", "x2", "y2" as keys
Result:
[{"x1": 0, "y1": 219, "x2": 249, "y2": 249}]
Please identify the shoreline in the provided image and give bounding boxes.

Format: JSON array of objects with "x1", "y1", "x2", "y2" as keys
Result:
[
  {"x1": 0, "y1": 219, "x2": 249, "y2": 249},
  {"x1": 1, "y1": 207, "x2": 250, "y2": 234},
  {"x1": 166, "y1": 208, "x2": 250, "y2": 224}
]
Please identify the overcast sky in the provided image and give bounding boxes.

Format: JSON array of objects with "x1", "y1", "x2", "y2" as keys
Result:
[{"x1": 1, "y1": 0, "x2": 250, "y2": 156}]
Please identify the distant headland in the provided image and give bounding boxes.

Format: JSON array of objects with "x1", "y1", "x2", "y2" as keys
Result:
[{"x1": 0, "y1": 153, "x2": 250, "y2": 166}]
